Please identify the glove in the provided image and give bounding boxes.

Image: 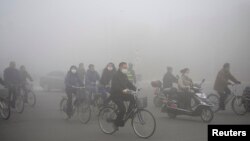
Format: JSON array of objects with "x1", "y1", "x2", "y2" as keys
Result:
[{"x1": 122, "y1": 89, "x2": 129, "y2": 94}]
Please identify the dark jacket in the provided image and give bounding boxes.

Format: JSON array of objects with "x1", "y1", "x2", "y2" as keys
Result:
[
  {"x1": 4, "y1": 67, "x2": 20, "y2": 86},
  {"x1": 19, "y1": 70, "x2": 33, "y2": 84},
  {"x1": 77, "y1": 68, "x2": 85, "y2": 82},
  {"x1": 0, "y1": 77, "x2": 5, "y2": 86},
  {"x1": 100, "y1": 69, "x2": 116, "y2": 86},
  {"x1": 214, "y1": 69, "x2": 238, "y2": 93},
  {"x1": 65, "y1": 71, "x2": 83, "y2": 88},
  {"x1": 163, "y1": 72, "x2": 177, "y2": 89},
  {"x1": 111, "y1": 70, "x2": 136, "y2": 98},
  {"x1": 85, "y1": 70, "x2": 100, "y2": 86}
]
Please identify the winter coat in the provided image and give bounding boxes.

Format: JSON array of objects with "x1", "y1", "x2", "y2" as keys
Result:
[
  {"x1": 214, "y1": 69, "x2": 238, "y2": 92},
  {"x1": 100, "y1": 69, "x2": 116, "y2": 86},
  {"x1": 111, "y1": 70, "x2": 136, "y2": 99},
  {"x1": 163, "y1": 72, "x2": 177, "y2": 89},
  {"x1": 85, "y1": 70, "x2": 100, "y2": 86},
  {"x1": 65, "y1": 72, "x2": 83, "y2": 89},
  {"x1": 4, "y1": 67, "x2": 20, "y2": 86}
]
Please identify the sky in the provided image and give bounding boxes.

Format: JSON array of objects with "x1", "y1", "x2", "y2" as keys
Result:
[{"x1": 0, "y1": 0, "x2": 250, "y2": 82}]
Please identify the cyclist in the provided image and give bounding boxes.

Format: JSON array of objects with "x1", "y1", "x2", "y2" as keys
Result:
[
  {"x1": 19, "y1": 65, "x2": 33, "y2": 103},
  {"x1": 4, "y1": 61, "x2": 21, "y2": 108},
  {"x1": 65, "y1": 65, "x2": 83, "y2": 118},
  {"x1": 99, "y1": 63, "x2": 116, "y2": 101},
  {"x1": 127, "y1": 63, "x2": 136, "y2": 84},
  {"x1": 77, "y1": 63, "x2": 85, "y2": 85},
  {"x1": 110, "y1": 62, "x2": 136, "y2": 128},
  {"x1": 214, "y1": 63, "x2": 241, "y2": 110},
  {"x1": 85, "y1": 64, "x2": 100, "y2": 104}
]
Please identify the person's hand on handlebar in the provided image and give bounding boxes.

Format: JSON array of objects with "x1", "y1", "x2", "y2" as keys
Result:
[{"x1": 122, "y1": 89, "x2": 130, "y2": 94}]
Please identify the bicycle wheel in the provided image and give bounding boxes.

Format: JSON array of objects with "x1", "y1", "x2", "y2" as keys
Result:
[
  {"x1": 207, "y1": 94, "x2": 220, "y2": 113},
  {"x1": 98, "y1": 107, "x2": 117, "y2": 134},
  {"x1": 0, "y1": 100, "x2": 11, "y2": 120},
  {"x1": 27, "y1": 91, "x2": 36, "y2": 107},
  {"x1": 15, "y1": 95, "x2": 24, "y2": 113},
  {"x1": 77, "y1": 102, "x2": 91, "y2": 124},
  {"x1": 231, "y1": 96, "x2": 247, "y2": 116},
  {"x1": 132, "y1": 109, "x2": 156, "y2": 139}
]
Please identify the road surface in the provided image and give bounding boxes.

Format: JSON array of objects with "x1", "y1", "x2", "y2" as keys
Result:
[{"x1": 1, "y1": 89, "x2": 250, "y2": 141}]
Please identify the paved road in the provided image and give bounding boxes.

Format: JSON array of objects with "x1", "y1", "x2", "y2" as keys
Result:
[{"x1": 1, "y1": 89, "x2": 250, "y2": 141}]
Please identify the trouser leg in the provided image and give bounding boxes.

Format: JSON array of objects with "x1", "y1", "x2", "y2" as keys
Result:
[
  {"x1": 112, "y1": 98, "x2": 126, "y2": 127},
  {"x1": 123, "y1": 94, "x2": 135, "y2": 114},
  {"x1": 66, "y1": 90, "x2": 73, "y2": 117}
]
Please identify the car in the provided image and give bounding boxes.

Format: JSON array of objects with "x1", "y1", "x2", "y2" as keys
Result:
[{"x1": 40, "y1": 71, "x2": 65, "y2": 91}]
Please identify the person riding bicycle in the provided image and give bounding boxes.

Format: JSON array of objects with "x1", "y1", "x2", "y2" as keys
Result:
[
  {"x1": 19, "y1": 65, "x2": 33, "y2": 103},
  {"x1": 65, "y1": 65, "x2": 84, "y2": 118},
  {"x1": 4, "y1": 61, "x2": 21, "y2": 108},
  {"x1": 85, "y1": 64, "x2": 100, "y2": 104},
  {"x1": 99, "y1": 63, "x2": 116, "y2": 101},
  {"x1": 178, "y1": 68, "x2": 194, "y2": 110},
  {"x1": 162, "y1": 66, "x2": 178, "y2": 97},
  {"x1": 77, "y1": 63, "x2": 85, "y2": 85},
  {"x1": 110, "y1": 62, "x2": 136, "y2": 128},
  {"x1": 214, "y1": 63, "x2": 241, "y2": 110},
  {"x1": 127, "y1": 63, "x2": 136, "y2": 84}
]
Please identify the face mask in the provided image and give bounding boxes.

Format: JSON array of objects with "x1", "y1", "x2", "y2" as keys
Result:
[
  {"x1": 121, "y1": 69, "x2": 128, "y2": 74},
  {"x1": 71, "y1": 69, "x2": 77, "y2": 74},
  {"x1": 107, "y1": 67, "x2": 113, "y2": 71}
]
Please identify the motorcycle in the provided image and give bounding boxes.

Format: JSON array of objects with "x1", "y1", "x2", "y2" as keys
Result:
[{"x1": 161, "y1": 79, "x2": 214, "y2": 123}]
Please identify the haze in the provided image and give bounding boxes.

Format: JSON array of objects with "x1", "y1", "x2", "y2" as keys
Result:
[{"x1": 0, "y1": 0, "x2": 249, "y2": 83}]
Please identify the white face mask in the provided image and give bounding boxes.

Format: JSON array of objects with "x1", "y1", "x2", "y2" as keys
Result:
[
  {"x1": 71, "y1": 69, "x2": 77, "y2": 74},
  {"x1": 107, "y1": 67, "x2": 113, "y2": 71},
  {"x1": 121, "y1": 69, "x2": 128, "y2": 74}
]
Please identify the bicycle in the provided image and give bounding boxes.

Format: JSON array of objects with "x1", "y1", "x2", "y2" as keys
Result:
[
  {"x1": 98, "y1": 89, "x2": 156, "y2": 139},
  {"x1": 207, "y1": 84, "x2": 247, "y2": 115},
  {"x1": 0, "y1": 96, "x2": 10, "y2": 120},
  {"x1": 86, "y1": 84, "x2": 104, "y2": 116},
  {"x1": 60, "y1": 86, "x2": 91, "y2": 124},
  {"x1": 20, "y1": 83, "x2": 36, "y2": 107},
  {"x1": 8, "y1": 84, "x2": 25, "y2": 114}
]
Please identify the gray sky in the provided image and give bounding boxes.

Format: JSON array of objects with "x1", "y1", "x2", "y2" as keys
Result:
[{"x1": 0, "y1": 0, "x2": 250, "y2": 82}]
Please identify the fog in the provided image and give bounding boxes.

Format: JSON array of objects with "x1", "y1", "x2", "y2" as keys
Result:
[{"x1": 0, "y1": 0, "x2": 250, "y2": 82}]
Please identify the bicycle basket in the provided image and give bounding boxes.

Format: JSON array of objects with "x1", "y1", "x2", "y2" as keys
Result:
[{"x1": 136, "y1": 97, "x2": 148, "y2": 108}]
